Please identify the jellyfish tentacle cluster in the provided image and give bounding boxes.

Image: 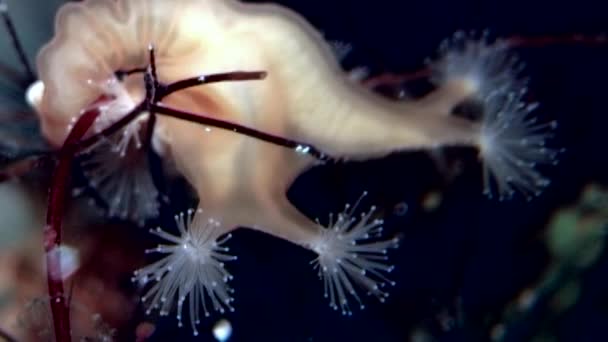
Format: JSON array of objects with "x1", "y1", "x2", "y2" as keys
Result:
[
  {"x1": 132, "y1": 208, "x2": 235, "y2": 336},
  {"x1": 30, "y1": 0, "x2": 560, "y2": 333},
  {"x1": 429, "y1": 31, "x2": 561, "y2": 199}
]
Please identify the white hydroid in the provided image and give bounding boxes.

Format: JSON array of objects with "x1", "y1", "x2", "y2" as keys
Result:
[
  {"x1": 78, "y1": 138, "x2": 159, "y2": 225},
  {"x1": 430, "y1": 31, "x2": 560, "y2": 199},
  {"x1": 132, "y1": 208, "x2": 236, "y2": 336},
  {"x1": 309, "y1": 192, "x2": 399, "y2": 315}
]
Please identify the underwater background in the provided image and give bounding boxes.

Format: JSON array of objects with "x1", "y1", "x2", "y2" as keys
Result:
[{"x1": 0, "y1": 0, "x2": 607, "y2": 341}]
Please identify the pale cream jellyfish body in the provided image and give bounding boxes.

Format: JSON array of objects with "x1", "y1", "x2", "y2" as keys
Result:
[{"x1": 33, "y1": 0, "x2": 557, "y2": 334}]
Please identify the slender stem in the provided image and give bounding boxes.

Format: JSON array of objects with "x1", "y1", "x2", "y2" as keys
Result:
[
  {"x1": 147, "y1": 44, "x2": 158, "y2": 85},
  {"x1": 362, "y1": 33, "x2": 608, "y2": 90},
  {"x1": 76, "y1": 70, "x2": 327, "y2": 161},
  {"x1": 506, "y1": 33, "x2": 608, "y2": 48},
  {"x1": 77, "y1": 98, "x2": 328, "y2": 161},
  {"x1": 0, "y1": 0, "x2": 35, "y2": 82},
  {"x1": 361, "y1": 68, "x2": 430, "y2": 89},
  {"x1": 46, "y1": 108, "x2": 101, "y2": 342},
  {"x1": 78, "y1": 103, "x2": 145, "y2": 150},
  {"x1": 152, "y1": 103, "x2": 328, "y2": 160},
  {"x1": 144, "y1": 45, "x2": 158, "y2": 147},
  {"x1": 144, "y1": 107, "x2": 157, "y2": 149},
  {"x1": 161, "y1": 71, "x2": 267, "y2": 98}
]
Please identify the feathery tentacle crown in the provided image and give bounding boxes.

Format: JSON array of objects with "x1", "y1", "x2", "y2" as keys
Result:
[
  {"x1": 309, "y1": 192, "x2": 399, "y2": 315},
  {"x1": 429, "y1": 31, "x2": 561, "y2": 199},
  {"x1": 132, "y1": 208, "x2": 236, "y2": 336}
]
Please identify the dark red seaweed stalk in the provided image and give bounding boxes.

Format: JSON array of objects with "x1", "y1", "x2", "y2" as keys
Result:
[{"x1": 45, "y1": 108, "x2": 100, "y2": 342}]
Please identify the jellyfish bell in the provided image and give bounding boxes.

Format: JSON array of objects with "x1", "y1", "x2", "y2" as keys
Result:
[{"x1": 30, "y1": 0, "x2": 560, "y2": 334}]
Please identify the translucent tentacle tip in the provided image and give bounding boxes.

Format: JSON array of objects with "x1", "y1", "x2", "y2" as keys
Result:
[
  {"x1": 428, "y1": 30, "x2": 563, "y2": 200},
  {"x1": 132, "y1": 208, "x2": 236, "y2": 334},
  {"x1": 79, "y1": 138, "x2": 159, "y2": 226},
  {"x1": 308, "y1": 191, "x2": 399, "y2": 315}
]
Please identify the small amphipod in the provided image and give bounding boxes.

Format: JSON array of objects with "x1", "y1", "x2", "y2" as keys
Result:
[{"x1": 34, "y1": 0, "x2": 559, "y2": 333}]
